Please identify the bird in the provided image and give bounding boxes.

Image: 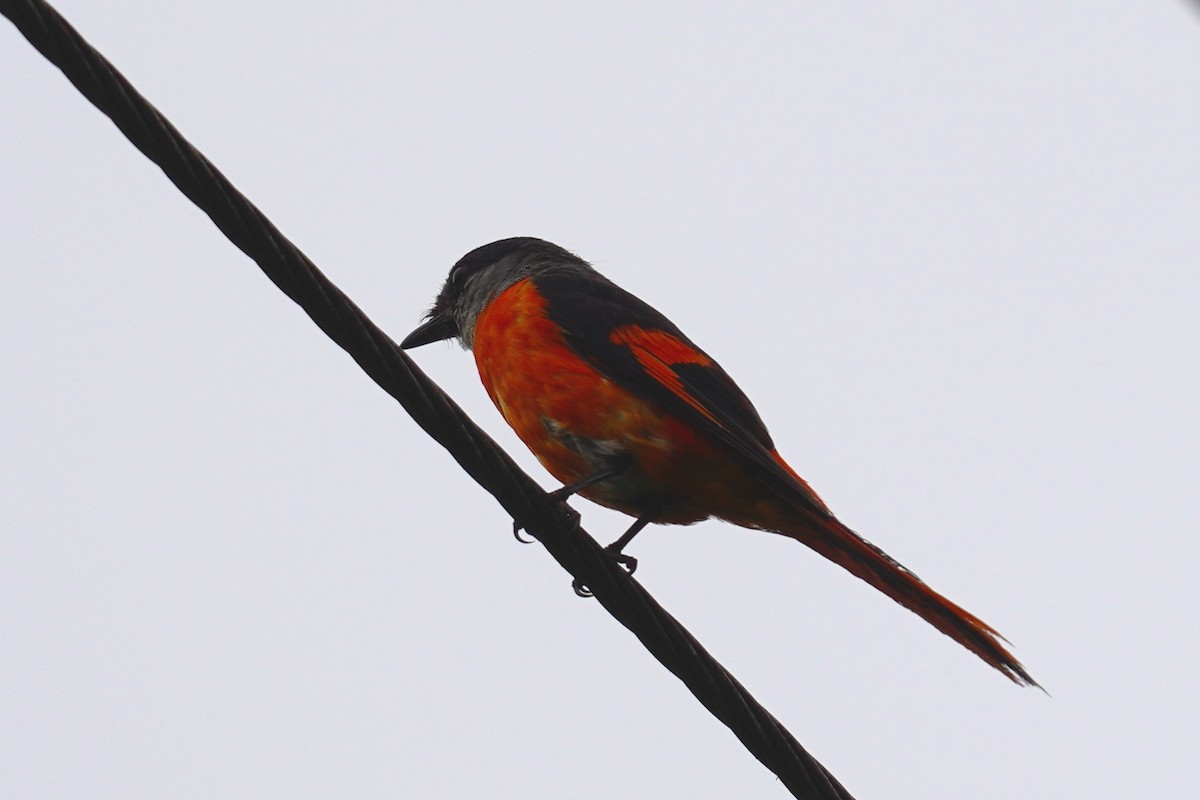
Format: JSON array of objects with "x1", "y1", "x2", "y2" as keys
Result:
[{"x1": 401, "y1": 237, "x2": 1036, "y2": 687}]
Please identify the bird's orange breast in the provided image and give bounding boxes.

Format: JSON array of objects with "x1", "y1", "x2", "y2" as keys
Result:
[{"x1": 471, "y1": 277, "x2": 758, "y2": 523}]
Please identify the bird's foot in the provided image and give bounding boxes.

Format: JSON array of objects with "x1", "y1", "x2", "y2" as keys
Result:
[
  {"x1": 571, "y1": 543, "x2": 638, "y2": 597},
  {"x1": 512, "y1": 504, "x2": 581, "y2": 544}
]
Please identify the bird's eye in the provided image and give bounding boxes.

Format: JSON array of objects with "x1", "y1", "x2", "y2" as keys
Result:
[{"x1": 448, "y1": 266, "x2": 467, "y2": 287}]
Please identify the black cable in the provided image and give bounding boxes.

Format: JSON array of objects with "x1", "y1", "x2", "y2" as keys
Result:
[{"x1": 1, "y1": 2, "x2": 855, "y2": 797}]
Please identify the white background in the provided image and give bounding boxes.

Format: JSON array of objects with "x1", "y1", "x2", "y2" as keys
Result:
[{"x1": 3, "y1": 2, "x2": 1198, "y2": 797}]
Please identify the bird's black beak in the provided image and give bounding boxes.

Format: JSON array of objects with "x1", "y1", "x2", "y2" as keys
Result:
[{"x1": 400, "y1": 313, "x2": 459, "y2": 349}]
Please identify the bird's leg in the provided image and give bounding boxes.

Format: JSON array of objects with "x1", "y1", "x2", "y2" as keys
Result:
[
  {"x1": 547, "y1": 459, "x2": 630, "y2": 501},
  {"x1": 572, "y1": 510, "x2": 658, "y2": 598},
  {"x1": 604, "y1": 512, "x2": 655, "y2": 573},
  {"x1": 513, "y1": 459, "x2": 630, "y2": 543}
]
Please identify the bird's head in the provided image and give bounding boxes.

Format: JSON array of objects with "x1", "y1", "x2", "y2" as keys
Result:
[{"x1": 400, "y1": 237, "x2": 587, "y2": 350}]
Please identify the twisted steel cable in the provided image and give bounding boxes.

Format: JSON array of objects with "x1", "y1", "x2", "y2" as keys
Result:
[{"x1": 2, "y1": 2, "x2": 854, "y2": 797}]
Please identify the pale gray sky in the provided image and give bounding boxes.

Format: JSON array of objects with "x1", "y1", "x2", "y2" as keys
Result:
[{"x1": 3, "y1": 2, "x2": 1198, "y2": 797}]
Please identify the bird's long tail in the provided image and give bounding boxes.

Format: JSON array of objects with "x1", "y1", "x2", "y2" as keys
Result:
[{"x1": 759, "y1": 498, "x2": 1037, "y2": 687}]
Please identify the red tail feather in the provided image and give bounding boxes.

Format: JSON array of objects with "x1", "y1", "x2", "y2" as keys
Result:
[{"x1": 772, "y1": 507, "x2": 1037, "y2": 687}]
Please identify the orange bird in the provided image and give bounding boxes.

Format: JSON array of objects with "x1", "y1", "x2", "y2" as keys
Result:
[{"x1": 402, "y1": 237, "x2": 1036, "y2": 686}]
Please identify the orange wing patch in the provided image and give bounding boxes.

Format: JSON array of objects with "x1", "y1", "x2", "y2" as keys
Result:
[{"x1": 608, "y1": 325, "x2": 721, "y2": 425}]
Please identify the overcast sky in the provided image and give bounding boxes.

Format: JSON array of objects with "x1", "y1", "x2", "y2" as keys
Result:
[{"x1": 3, "y1": 2, "x2": 1198, "y2": 798}]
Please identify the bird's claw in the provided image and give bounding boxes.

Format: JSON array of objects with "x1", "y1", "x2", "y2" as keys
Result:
[
  {"x1": 609, "y1": 548, "x2": 638, "y2": 576},
  {"x1": 571, "y1": 546, "x2": 638, "y2": 598},
  {"x1": 512, "y1": 520, "x2": 535, "y2": 544},
  {"x1": 513, "y1": 504, "x2": 581, "y2": 544}
]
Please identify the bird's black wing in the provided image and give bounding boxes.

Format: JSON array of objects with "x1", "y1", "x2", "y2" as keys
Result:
[{"x1": 533, "y1": 267, "x2": 830, "y2": 518}]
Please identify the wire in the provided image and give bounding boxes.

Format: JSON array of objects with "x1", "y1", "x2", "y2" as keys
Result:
[{"x1": 1, "y1": 2, "x2": 855, "y2": 797}]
